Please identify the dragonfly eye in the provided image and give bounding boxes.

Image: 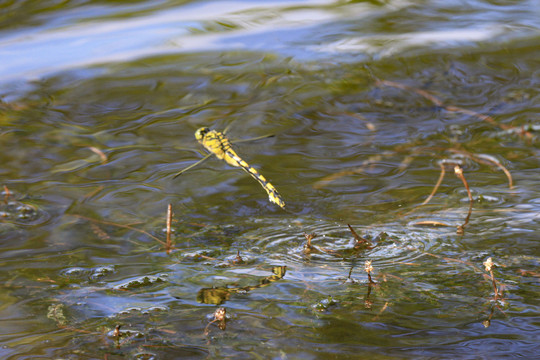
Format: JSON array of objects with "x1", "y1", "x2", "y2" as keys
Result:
[{"x1": 195, "y1": 127, "x2": 210, "y2": 140}]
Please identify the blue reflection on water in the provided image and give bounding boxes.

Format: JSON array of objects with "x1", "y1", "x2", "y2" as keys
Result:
[{"x1": 1, "y1": 0, "x2": 538, "y2": 84}]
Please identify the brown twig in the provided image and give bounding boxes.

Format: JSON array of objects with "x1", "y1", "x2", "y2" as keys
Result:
[
  {"x1": 446, "y1": 105, "x2": 513, "y2": 130},
  {"x1": 446, "y1": 149, "x2": 514, "y2": 189},
  {"x1": 424, "y1": 252, "x2": 507, "y2": 302},
  {"x1": 303, "y1": 233, "x2": 319, "y2": 254},
  {"x1": 364, "y1": 282, "x2": 374, "y2": 309},
  {"x1": 377, "y1": 79, "x2": 533, "y2": 140},
  {"x1": 166, "y1": 204, "x2": 173, "y2": 254},
  {"x1": 482, "y1": 305, "x2": 495, "y2": 328},
  {"x1": 113, "y1": 324, "x2": 121, "y2": 338},
  {"x1": 232, "y1": 250, "x2": 244, "y2": 265},
  {"x1": 425, "y1": 251, "x2": 481, "y2": 272},
  {"x1": 89, "y1": 146, "x2": 108, "y2": 164},
  {"x1": 422, "y1": 162, "x2": 446, "y2": 206},
  {"x1": 412, "y1": 220, "x2": 453, "y2": 227},
  {"x1": 454, "y1": 165, "x2": 473, "y2": 235},
  {"x1": 347, "y1": 224, "x2": 372, "y2": 248},
  {"x1": 70, "y1": 214, "x2": 167, "y2": 246},
  {"x1": 313, "y1": 153, "x2": 390, "y2": 189},
  {"x1": 372, "y1": 301, "x2": 389, "y2": 321},
  {"x1": 3, "y1": 185, "x2": 10, "y2": 204},
  {"x1": 302, "y1": 232, "x2": 341, "y2": 257},
  {"x1": 483, "y1": 257, "x2": 501, "y2": 300},
  {"x1": 376, "y1": 79, "x2": 444, "y2": 106},
  {"x1": 471, "y1": 153, "x2": 514, "y2": 189},
  {"x1": 345, "y1": 262, "x2": 356, "y2": 283}
]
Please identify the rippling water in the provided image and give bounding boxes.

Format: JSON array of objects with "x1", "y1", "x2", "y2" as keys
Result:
[{"x1": 1, "y1": 0, "x2": 539, "y2": 359}]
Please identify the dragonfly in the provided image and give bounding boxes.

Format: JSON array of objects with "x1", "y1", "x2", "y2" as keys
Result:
[{"x1": 174, "y1": 127, "x2": 285, "y2": 208}]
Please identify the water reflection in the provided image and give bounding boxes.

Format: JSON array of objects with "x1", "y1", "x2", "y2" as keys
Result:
[
  {"x1": 2, "y1": 0, "x2": 538, "y2": 83},
  {"x1": 197, "y1": 266, "x2": 286, "y2": 305}
]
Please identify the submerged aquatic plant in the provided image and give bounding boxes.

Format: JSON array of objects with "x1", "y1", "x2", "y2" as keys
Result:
[
  {"x1": 364, "y1": 260, "x2": 376, "y2": 285},
  {"x1": 204, "y1": 307, "x2": 227, "y2": 335},
  {"x1": 483, "y1": 257, "x2": 502, "y2": 300}
]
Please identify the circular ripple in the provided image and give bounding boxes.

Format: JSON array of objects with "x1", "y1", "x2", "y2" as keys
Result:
[
  {"x1": 0, "y1": 198, "x2": 50, "y2": 226},
  {"x1": 240, "y1": 217, "x2": 443, "y2": 275}
]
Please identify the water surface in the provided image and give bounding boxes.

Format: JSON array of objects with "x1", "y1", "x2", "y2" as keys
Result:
[{"x1": 1, "y1": 0, "x2": 539, "y2": 359}]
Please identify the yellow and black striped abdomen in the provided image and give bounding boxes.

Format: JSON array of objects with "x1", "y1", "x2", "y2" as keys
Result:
[
  {"x1": 195, "y1": 127, "x2": 285, "y2": 208},
  {"x1": 224, "y1": 149, "x2": 285, "y2": 209}
]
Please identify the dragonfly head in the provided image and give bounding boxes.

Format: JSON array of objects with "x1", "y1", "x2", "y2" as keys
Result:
[{"x1": 195, "y1": 127, "x2": 210, "y2": 141}]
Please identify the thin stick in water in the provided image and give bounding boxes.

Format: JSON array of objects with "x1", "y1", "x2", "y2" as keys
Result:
[
  {"x1": 421, "y1": 162, "x2": 446, "y2": 206},
  {"x1": 454, "y1": 165, "x2": 473, "y2": 234},
  {"x1": 166, "y1": 204, "x2": 173, "y2": 254},
  {"x1": 3, "y1": 185, "x2": 10, "y2": 204}
]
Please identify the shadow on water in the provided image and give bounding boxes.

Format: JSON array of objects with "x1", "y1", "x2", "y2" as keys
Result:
[{"x1": 1, "y1": 0, "x2": 540, "y2": 359}]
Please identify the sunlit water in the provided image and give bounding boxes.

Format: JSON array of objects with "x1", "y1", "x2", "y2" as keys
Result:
[{"x1": 1, "y1": 0, "x2": 539, "y2": 359}]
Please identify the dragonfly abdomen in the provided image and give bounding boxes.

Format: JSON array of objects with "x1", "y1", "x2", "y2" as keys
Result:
[{"x1": 226, "y1": 151, "x2": 285, "y2": 208}]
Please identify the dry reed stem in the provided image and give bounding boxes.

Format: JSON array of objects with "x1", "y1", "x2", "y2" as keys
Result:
[
  {"x1": 472, "y1": 154, "x2": 514, "y2": 189},
  {"x1": 445, "y1": 105, "x2": 512, "y2": 130},
  {"x1": 412, "y1": 220, "x2": 452, "y2": 227},
  {"x1": 166, "y1": 204, "x2": 173, "y2": 254},
  {"x1": 454, "y1": 165, "x2": 471, "y2": 201},
  {"x1": 490, "y1": 270, "x2": 500, "y2": 300},
  {"x1": 517, "y1": 269, "x2": 540, "y2": 277},
  {"x1": 372, "y1": 301, "x2": 389, "y2": 321},
  {"x1": 377, "y1": 79, "x2": 533, "y2": 140},
  {"x1": 346, "y1": 263, "x2": 355, "y2": 283},
  {"x1": 347, "y1": 224, "x2": 371, "y2": 247},
  {"x1": 425, "y1": 252, "x2": 506, "y2": 303},
  {"x1": 232, "y1": 250, "x2": 244, "y2": 265},
  {"x1": 3, "y1": 185, "x2": 10, "y2": 204},
  {"x1": 376, "y1": 79, "x2": 444, "y2": 106},
  {"x1": 303, "y1": 233, "x2": 318, "y2": 254},
  {"x1": 447, "y1": 149, "x2": 514, "y2": 189},
  {"x1": 454, "y1": 165, "x2": 473, "y2": 234},
  {"x1": 483, "y1": 257, "x2": 501, "y2": 300},
  {"x1": 313, "y1": 154, "x2": 390, "y2": 189},
  {"x1": 89, "y1": 146, "x2": 108, "y2": 164},
  {"x1": 421, "y1": 162, "x2": 446, "y2": 206},
  {"x1": 489, "y1": 160, "x2": 513, "y2": 189},
  {"x1": 58, "y1": 325, "x2": 96, "y2": 334},
  {"x1": 71, "y1": 214, "x2": 167, "y2": 246},
  {"x1": 303, "y1": 233, "x2": 340, "y2": 256},
  {"x1": 113, "y1": 325, "x2": 121, "y2": 338},
  {"x1": 424, "y1": 251, "x2": 482, "y2": 273}
]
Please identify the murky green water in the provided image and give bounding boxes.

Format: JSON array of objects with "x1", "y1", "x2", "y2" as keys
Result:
[{"x1": 1, "y1": 0, "x2": 539, "y2": 359}]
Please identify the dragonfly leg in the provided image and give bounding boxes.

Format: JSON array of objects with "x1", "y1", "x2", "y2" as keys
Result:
[{"x1": 172, "y1": 153, "x2": 212, "y2": 178}]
